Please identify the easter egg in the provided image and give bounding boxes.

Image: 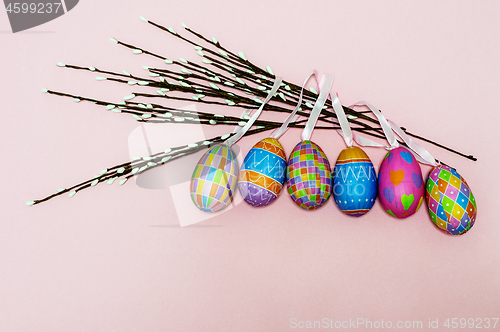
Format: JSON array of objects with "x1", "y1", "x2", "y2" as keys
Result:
[
  {"x1": 190, "y1": 145, "x2": 239, "y2": 212},
  {"x1": 425, "y1": 165, "x2": 476, "y2": 235},
  {"x1": 332, "y1": 146, "x2": 377, "y2": 217},
  {"x1": 378, "y1": 147, "x2": 424, "y2": 218},
  {"x1": 238, "y1": 138, "x2": 287, "y2": 207},
  {"x1": 286, "y1": 140, "x2": 332, "y2": 210}
]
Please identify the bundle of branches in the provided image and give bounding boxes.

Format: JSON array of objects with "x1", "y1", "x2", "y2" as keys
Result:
[{"x1": 26, "y1": 17, "x2": 476, "y2": 206}]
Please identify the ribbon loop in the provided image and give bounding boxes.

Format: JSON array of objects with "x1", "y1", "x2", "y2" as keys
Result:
[
  {"x1": 233, "y1": 109, "x2": 252, "y2": 133},
  {"x1": 225, "y1": 77, "x2": 282, "y2": 147},
  {"x1": 301, "y1": 74, "x2": 334, "y2": 141},
  {"x1": 350, "y1": 102, "x2": 399, "y2": 148},
  {"x1": 270, "y1": 70, "x2": 318, "y2": 140},
  {"x1": 329, "y1": 92, "x2": 353, "y2": 147},
  {"x1": 388, "y1": 120, "x2": 437, "y2": 166},
  {"x1": 335, "y1": 129, "x2": 389, "y2": 148},
  {"x1": 350, "y1": 101, "x2": 437, "y2": 166}
]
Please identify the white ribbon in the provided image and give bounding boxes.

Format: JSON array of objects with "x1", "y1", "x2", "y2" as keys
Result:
[
  {"x1": 350, "y1": 101, "x2": 437, "y2": 166},
  {"x1": 350, "y1": 102, "x2": 399, "y2": 148},
  {"x1": 388, "y1": 119, "x2": 437, "y2": 166},
  {"x1": 273, "y1": 73, "x2": 437, "y2": 166},
  {"x1": 275, "y1": 73, "x2": 377, "y2": 149},
  {"x1": 225, "y1": 77, "x2": 282, "y2": 147},
  {"x1": 337, "y1": 129, "x2": 389, "y2": 148},
  {"x1": 232, "y1": 109, "x2": 252, "y2": 133},
  {"x1": 280, "y1": 75, "x2": 386, "y2": 149},
  {"x1": 301, "y1": 74, "x2": 334, "y2": 141},
  {"x1": 329, "y1": 92, "x2": 353, "y2": 147},
  {"x1": 270, "y1": 70, "x2": 318, "y2": 139},
  {"x1": 279, "y1": 80, "x2": 388, "y2": 149}
]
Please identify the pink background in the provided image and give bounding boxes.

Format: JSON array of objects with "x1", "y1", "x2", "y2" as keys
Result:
[{"x1": 2, "y1": 1, "x2": 499, "y2": 331}]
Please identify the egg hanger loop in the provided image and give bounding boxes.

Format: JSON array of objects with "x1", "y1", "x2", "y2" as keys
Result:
[
  {"x1": 269, "y1": 70, "x2": 319, "y2": 140},
  {"x1": 350, "y1": 102, "x2": 438, "y2": 166},
  {"x1": 224, "y1": 76, "x2": 282, "y2": 148},
  {"x1": 334, "y1": 100, "x2": 390, "y2": 149},
  {"x1": 301, "y1": 74, "x2": 335, "y2": 141},
  {"x1": 350, "y1": 102, "x2": 399, "y2": 149},
  {"x1": 328, "y1": 91, "x2": 353, "y2": 147},
  {"x1": 387, "y1": 120, "x2": 438, "y2": 166},
  {"x1": 286, "y1": 74, "x2": 385, "y2": 150},
  {"x1": 232, "y1": 109, "x2": 253, "y2": 134},
  {"x1": 285, "y1": 71, "x2": 355, "y2": 147}
]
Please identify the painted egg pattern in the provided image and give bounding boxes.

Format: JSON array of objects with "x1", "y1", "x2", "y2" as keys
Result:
[
  {"x1": 190, "y1": 145, "x2": 239, "y2": 213},
  {"x1": 378, "y1": 147, "x2": 424, "y2": 218},
  {"x1": 425, "y1": 165, "x2": 476, "y2": 235},
  {"x1": 332, "y1": 146, "x2": 377, "y2": 217},
  {"x1": 286, "y1": 140, "x2": 332, "y2": 210},
  {"x1": 239, "y1": 138, "x2": 287, "y2": 207}
]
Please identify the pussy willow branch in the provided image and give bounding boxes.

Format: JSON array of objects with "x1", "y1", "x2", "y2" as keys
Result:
[
  {"x1": 55, "y1": 57, "x2": 387, "y2": 139},
  {"x1": 57, "y1": 59, "x2": 454, "y2": 159},
  {"x1": 28, "y1": 127, "x2": 275, "y2": 206},
  {"x1": 29, "y1": 18, "x2": 476, "y2": 206},
  {"x1": 63, "y1": 24, "x2": 405, "y2": 149},
  {"x1": 43, "y1": 88, "x2": 387, "y2": 138},
  {"x1": 141, "y1": 19, "x2": 476, "y2": 161}
]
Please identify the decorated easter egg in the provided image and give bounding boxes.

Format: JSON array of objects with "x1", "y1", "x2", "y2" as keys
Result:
[
  {"x1": 332, "y1": 146, "x2": 377, "y2": 217},
  {"x1": 238, "y1": 138, "x2": 287, "y2": 207},
  {"x1": 378, "y1": 147, "x2": 424, "y2": 218},
  {"x1": 286, "y1": 140, "x2": 332, "y2": 210},
  {"x1": 425, "y1": 165, "x2": 476, "y2": 235},
  {"x1": 190, "y1": 145, "x2": 239, "y2": 212}
]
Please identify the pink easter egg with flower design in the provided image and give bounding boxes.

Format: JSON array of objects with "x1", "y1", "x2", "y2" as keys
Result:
[{"x1": 378, "y1": 147, "x2": 424, "y2": 218}]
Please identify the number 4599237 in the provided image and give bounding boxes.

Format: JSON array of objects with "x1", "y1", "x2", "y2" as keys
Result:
[
  {"x1": 443, "y1": 318, "x2": 499, "y2": 329},
  {"x1": 6, "y1": 3, "x2": 62, "y2": 14}
]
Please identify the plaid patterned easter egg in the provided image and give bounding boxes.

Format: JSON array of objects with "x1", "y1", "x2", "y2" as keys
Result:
[
  {"x1": 239, "y1": 138, "x2": 287, "y2": 207},
  {"x1": 426, "y1": 165, "x2": 476, "y2": 235},
  {"x1": 286, "y1": 140, "x2": 332, "y2": 210},
  {"x1": 190, "y1": 145, "x2": 239, "y2": 213}
]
